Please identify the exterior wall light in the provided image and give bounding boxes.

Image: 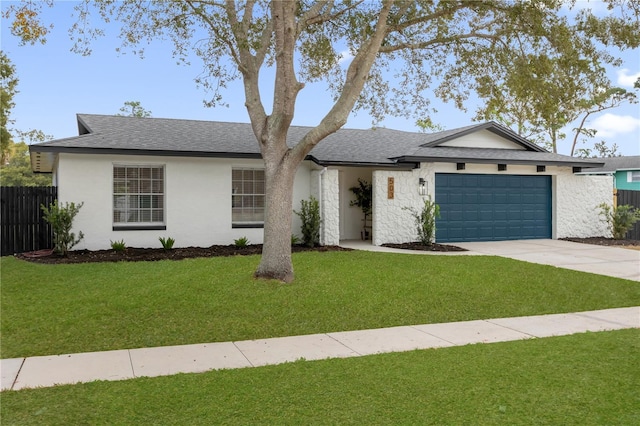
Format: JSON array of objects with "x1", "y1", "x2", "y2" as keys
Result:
[{"x1": 419, "y1": 177, "x2": 427, "y2": 196}]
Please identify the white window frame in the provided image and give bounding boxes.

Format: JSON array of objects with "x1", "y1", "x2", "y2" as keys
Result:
[
  {"x1": 232, "y1": 168, "x2": 265, "y2": 228},
  {"x1": 113, "y1": 164, "x2": 166, "y2": 230},
  {"x1": 628, "y1": 171, "x2": 640, "y2": 183}
]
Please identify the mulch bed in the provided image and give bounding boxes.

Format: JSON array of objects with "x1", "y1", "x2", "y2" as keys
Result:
[
  {"x1": 381, "y1": 242, "x2": 467, "y2": 252},
  {"x1": 559, "y1": 237, "x2": 640, "y2": 247},
  {"x1": 17, "y1": 244, "x2": 352, "y2": 264},
  {"x1": 16, "y1": 237, "x2": 638, "y2": 265}
]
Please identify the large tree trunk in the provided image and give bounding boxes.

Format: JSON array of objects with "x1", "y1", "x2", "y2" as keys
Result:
[{"x1": 254, "y1": 147, "x2": 299, "y2": 283}]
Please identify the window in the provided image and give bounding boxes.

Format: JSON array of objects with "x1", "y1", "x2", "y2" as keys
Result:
[
  {"x1": 113, "y1": 165, "x2": 165, "y2": 229},
  {"x1": 232, "y1": 168, "x2": 265, "y2": 227},
  {"x1": 629, "y1": 171, "x2": 640, "y2": 183}
]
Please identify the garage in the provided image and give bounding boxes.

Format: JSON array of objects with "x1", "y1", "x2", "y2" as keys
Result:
[{"x1": 435, "y1": 173, "x2": 552, "y2": 242}]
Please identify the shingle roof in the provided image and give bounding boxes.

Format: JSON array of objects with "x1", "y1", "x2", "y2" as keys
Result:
[
  {"x1": 30, "y1": 114, "x2": 603, "y2": 172},
  {"x1": 580, "y1": 156, "x2": 640, "y2": 174}
]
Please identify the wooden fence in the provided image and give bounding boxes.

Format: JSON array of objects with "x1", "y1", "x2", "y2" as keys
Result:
[
  {"x1": 615, "y1": 189, "x2": 640, "y2": 240},
  {"x1": 1, "y1": 186, "x2": 57, "y2": 256}
]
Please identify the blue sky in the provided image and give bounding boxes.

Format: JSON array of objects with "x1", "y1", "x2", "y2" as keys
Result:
[{"x1": 2, "y1": 1, "x2": 639, "y2": 156}]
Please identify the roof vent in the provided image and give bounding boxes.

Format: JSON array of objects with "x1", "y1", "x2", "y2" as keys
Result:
[{"x1": 498, "y1": 164, "x2": 507, "y2": 171}]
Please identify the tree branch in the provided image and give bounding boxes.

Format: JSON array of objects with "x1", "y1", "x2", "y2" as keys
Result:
[
  {"x1": 378, "y1": 31, "x2": 501, "y2": 53},
  {"x1": 289, "y1": 0, "x2": 394, "y2": 163}
]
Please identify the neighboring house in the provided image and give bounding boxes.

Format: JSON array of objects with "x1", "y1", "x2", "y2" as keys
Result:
[
  {"x1": 29, "y1": 114, "x2": 610, "y2": 250},
  {"x1": 579, "y1": 156, "x2": 640, "y2": 191}
]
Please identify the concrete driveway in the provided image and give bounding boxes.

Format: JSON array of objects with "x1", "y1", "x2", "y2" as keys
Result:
[
  {"x1": 341, "y1": 239, "x2": 640, "y2": 281},
  {"x1": 454, "y1": 239, "x2": 640, "y2": 281}
]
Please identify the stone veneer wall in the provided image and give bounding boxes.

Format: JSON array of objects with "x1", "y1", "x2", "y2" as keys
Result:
[
  {"x1": 372, "y1": 165, "x2": 435, "y2": 245},
  {"x1": 311, "y1": 168, "x2": 340, "y2": 246},
  {"x1": 555, "y1": 173, "x2": 612, "y2": 238}
]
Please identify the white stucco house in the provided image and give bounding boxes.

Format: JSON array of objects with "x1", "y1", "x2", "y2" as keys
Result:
[{"x1": 29, "y1": 114, "x2": 611, "y2": 251}]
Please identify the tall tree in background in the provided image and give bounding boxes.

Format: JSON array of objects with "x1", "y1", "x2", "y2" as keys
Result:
[
  {"x1": 474, "y1": 52, "x2": 638, "y2": 155},
  {"x1": 5, "y1": 0, "x2": 640, "y2": 281},
  {"x1": 0, "y1": 50, "x2": 53, "y2": 185},
  {"x1": 1, "y1": 50, "x2": 18, "y2": 164},
  {"x1": 117, "y1": 100, "x2": 152, "y2": 118},
  {"x1": 0, "y1": 130, "x2": 53, "y2": 186}
]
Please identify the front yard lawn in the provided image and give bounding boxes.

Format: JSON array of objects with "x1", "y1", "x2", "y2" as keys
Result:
[
  {"x1": 2, "y1": 329, "x2": 638, "y2": 424},
  {"x1": 2, "y1": 251, "x2": 639, "y2": 358}
]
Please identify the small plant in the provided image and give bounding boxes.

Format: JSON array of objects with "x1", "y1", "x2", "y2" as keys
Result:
[
  {"x1": 404, "y1": 196, "x2": 441, "y2": 245},
  {"x1": 40, "y1": 200, "x2": 85, "y2": 257},
  {"x1": 598, "y1": 203, "x2": 640, "y2": 240},
  {"x1": 159, "y1": 236, "x2": 175, "y2": 250},
  {"x1": 291, "y1": 234, "x2": 301, "y2": 245},
  {"x1": 110, "y1": 239, "x2": 126, "y2": 252},
  {"x1": 234, "y1": 236, "x2": 250, "y2": 248},
  {"x1": 294, "y1": 196, "x2": 321, "y2": 247}
]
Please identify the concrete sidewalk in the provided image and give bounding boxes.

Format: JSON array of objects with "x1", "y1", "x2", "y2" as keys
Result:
[
  {"x1": 2, "y1": 307, "x2": 638, "y2": 392},
  {"x1": 340, "y1": 239, "x2": 640, "y2": 281}
]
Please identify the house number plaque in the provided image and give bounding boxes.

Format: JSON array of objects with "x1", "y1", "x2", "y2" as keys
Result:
[{"x1": 388, "y1": 177, "x2": 394, "y2": 199}]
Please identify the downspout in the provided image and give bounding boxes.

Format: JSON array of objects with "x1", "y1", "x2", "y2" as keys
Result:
[{"x1": 318, "y1": 167, "x2": 327, "y2": 245}]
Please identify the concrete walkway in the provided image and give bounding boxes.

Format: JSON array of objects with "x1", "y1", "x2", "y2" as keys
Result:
[
  {"x1": 2, "y1": 307, "x2": 638, "y2": 391},
  {"x1": 340, "y1": 239, "x2": 640, "y2": 281}
]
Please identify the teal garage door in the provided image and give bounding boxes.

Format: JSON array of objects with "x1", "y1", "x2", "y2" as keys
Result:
[{"x1": 435, "y1": 173, "x2": 551, "y2": 242}]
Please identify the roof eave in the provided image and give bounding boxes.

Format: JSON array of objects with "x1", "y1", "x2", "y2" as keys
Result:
[
  {"x1": 28, "y1": 145, "x2": 264, "y2": 160},
  {"x1": 393, "y1": 156, "x2": 605, "y2": 168},
  {"x1": 306, "y1": 155, "x2": 418, "y2": 169}
]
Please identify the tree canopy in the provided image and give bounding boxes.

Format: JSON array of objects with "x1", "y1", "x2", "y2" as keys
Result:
[
  {"x1": 1, "y1": 50, "x2": 18, "y2": 165},
  {"x1": 5, "y1": 0, "x2": 640, "y2": 281},
  {"x1": 117, "y1": 101, "x2": 152, "y2": 118}
]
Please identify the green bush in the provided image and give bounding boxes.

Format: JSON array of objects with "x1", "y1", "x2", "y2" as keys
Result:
[
  {"x1": 291, "y1": 234, "x2": 301, "y2": 245},
  {"x1": 234, "y1": 236, "x2": 250, "y2": 248},
  {"x1": 598, "y1": 203, "x2": 640, "y2": 239},
  {"x1": 295, "y1": 196, "x2": 321, "y2": 248},
  {"x1": 40, "y1": 200, "x2": 84, "y2": 257},
  {"x1": 110, "y1": 240, "x2": 126, "y2": 252},
  {"x1": 159, "y1": 236, "x2": 175, "y2": 250},
  {"x1": 349, "y1": 178, "x2": 372, "y2": 222},
  {"x1": 404, "y1": 196, "x2": 441, "y2": 245}
]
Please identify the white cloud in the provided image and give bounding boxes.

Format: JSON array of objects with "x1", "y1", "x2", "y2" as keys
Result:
[
  {"x1": 337, "y1": 50, "x2": 354, "y2": 66},
  {"x1": 590, "y1": 113, "x2": 640, "y2": 138},
  {"x1": 616, "y1": 69, "x2": 640, "y2": 88}
]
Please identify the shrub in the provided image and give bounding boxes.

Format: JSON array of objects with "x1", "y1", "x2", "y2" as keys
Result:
[
  {"x1": 110, "y1": 240, "x2": 126, "y2": 252},
  {"x1": 598, "y1": 203, "x2": 640, "y2": 240},
  {"x1": 159, "y1": 236, "x2": 175, "y2": 250},
  {"x1": 40, "y1": 200, "x2": 84, "y2": 257},
  {"x1": 404, "y1": 196, "x2": 441, "y2": 245},
  {"x1": 291, "y1": 234, "x2": 301, "y2": 245},
  {"x1": 294, "y1": 196, "x2": 321, "y2": 247},
  {"x1": 234, "y1": 236, "x2": 250, "y2": 248}
]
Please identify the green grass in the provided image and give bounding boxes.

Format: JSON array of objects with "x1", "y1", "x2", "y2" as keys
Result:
[
  {"x1": 2, "y1": 329, "x2": 638, "y2": 425},
  {"x1": 1, "y1": 251, "x2": 639, "y2": 358}
]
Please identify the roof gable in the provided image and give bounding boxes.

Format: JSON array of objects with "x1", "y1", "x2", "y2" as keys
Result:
[{"x1": 419, "y1": 121, "x2": 546, "y2": 152}]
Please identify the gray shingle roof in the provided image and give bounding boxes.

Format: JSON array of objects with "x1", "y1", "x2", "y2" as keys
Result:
[
  {"x1": 580, "y1": 156, "x2": 640, "y2": 173},
  {"x1": 30, "y1": 114, "x2": 603, "y2": 172}
]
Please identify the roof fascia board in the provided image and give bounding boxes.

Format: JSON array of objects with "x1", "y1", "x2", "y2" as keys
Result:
[
  {"x1": 306, "y1": 155, "x2": 417, "y2": 169},
  {"x1": 393, "y1": 155, "x2": 604, "y2": 168},
  {"x1": 29, "y1": 146, "x2": 264, "y2": 160}
]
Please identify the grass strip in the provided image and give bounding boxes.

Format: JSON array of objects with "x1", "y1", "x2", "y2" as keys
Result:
[
  {"x1": 2, "y1": 251, "x2": 639, "y2": 358},
  {"x1": 2, "y1": 329, "x2": 638, "y2": 425}
]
